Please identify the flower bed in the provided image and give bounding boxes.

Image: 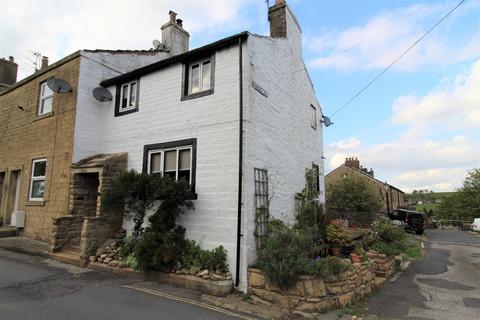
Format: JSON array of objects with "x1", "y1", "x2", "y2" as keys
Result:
[{"x1": 248, "y1": 251, "x2": 395, "y2": 313}]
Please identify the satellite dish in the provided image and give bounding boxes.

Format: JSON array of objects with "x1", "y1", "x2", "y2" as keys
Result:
[
  {"x1": 47, "y1": 78, "x2": 72, "y2": 93},
  {"x1": 322, "y1": 115, "x2": 333, "y2": 127},
  {"x1": 152, "y1": 39, "x2": 162, "y2": 50},
  {"x1": 92, "y1": 87, "x2": 113, "y2": 102}
]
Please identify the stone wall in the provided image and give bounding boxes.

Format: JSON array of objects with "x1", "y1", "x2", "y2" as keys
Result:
[
  {"x1": 248, "y1": 252, "x2": 395, "y2": 313},
  {"x1": 51, "y1": 215, "x2": 84, "y2": 251},
  {"x1": 0, "y1": 55, "x2": 80, "y2": 243}
]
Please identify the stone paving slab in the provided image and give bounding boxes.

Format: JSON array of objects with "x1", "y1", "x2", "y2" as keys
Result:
[{"x1": 0, "y1": 237, "x2": 49, "y2": 257}]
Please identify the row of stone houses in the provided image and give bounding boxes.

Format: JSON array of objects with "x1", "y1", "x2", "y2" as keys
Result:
[
  {"x1": 326, "y1": 157, "x2": 407, "y2": 216},
  {"x1": 0, "y1": 0, "x2": 325, "y2": 290}
]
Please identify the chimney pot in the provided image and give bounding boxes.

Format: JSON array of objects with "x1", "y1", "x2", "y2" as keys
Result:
[
  {"x1": 176, "y1": 19, "x2": 183, "y2": 27},
  {"x1": 41, "y1": 56, "x2": 49, "y2": 70},
  {"x1": 169, "y1": 10, "x2": 177, "y2": 23},
  {"x1": 8, "y1": 56, "x2": 14, "y2": 62}
]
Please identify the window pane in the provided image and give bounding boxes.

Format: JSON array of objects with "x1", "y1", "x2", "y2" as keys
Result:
[
  {"x1": 190, "y1": 64, "x2": 200, "y2": 93},
  {"x1": 41, "y1": 97, "x2": 52, "y2": 114},
  {"x1": 164, "y1": 150, "x2": 177, "y2": 171},
  {"x1": 31, "y1": 180, "x2": 45, "y2": 199},
  {"x1": 42, "y1": 83, "x2": 53, "y2": 97},
  {"x1": 150, "y1": 153, "x2": 161, "y2": 173},
  {"x1": 122, "y1": 84, "x2": 128, "y2": 108},
  {"x1": 129, "y1": 82, "x2": 136, "y2": 106},
  {"x1": 33, "y1": 161, "x2": 46, "y2": 177},
  {"x1": 179, "y1": 149, "x2": 191, "y2": 170},
  {"x1": 178, "y1": 170, "x2": 190, "y2": 183},
  {"x1": 202, "y1": 61, "x2": 211, "y2": 90}
]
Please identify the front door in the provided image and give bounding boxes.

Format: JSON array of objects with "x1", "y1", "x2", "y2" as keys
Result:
[{"x1": 5, "y1": 170, "x2": 21, "y2": 225}]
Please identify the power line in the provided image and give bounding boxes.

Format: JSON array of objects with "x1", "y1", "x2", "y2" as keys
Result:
[{"x1": 330, "y1": 0, "x2": 466, "y2": 118}]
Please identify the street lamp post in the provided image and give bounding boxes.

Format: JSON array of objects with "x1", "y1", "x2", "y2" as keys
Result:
[{"x1": 384, "y1": 182, "x2": 390, "y2": 216}]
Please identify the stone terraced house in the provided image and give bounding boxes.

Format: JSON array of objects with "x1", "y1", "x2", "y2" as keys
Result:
[{"x1": 0, "y1": 0, "x2": 325, "y2": 291}]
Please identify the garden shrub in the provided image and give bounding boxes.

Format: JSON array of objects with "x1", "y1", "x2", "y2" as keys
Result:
[
  {"x1": 119, "y1": 236, "x2": 140, "y2": 258},
  {"x1": 369, "y1": 217, "x2": 411, "y2": 256},
  {"x1": 123, "y1": 253, "x2": 139, "y2": 270},
  {"x1": 180, "y1": 240, "x2": 229, "y2": 272},
  {"x1": 307, "y1": 256, "x2": 353, "y2": 277},
  {"x1": 256, "y1": 226, "x2": 311, "y2": 290}
]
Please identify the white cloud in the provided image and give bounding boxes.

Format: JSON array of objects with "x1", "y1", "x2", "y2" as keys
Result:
[
  {"x1": 0, "y1": 0, "x2": 257, "y2": 80},
  {"x1": 326, "y1": 60, "x2": 480, "y2": 192},
  {"x1": 307, "y1": 1, "x2": 480, "y2": 71},
  {"x1": 391, "y1": 59, "x2": 480, "y2": 133}
]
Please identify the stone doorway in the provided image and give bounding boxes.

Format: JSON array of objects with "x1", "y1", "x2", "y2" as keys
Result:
[
  {"x1": 70, "y1": 172, "x2": 100, "y2": 217},
  {"x1": 4, "y1": 170, "x2": 21, "y2": 226}
]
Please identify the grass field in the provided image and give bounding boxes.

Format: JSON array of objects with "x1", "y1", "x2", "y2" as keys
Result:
[{"x1": 415, "y1": 203, "x2": 440, "y2": 213}]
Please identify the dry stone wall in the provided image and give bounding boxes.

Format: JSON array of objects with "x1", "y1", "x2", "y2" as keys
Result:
[{"x1": 248, "y1": 251, "x2": 395, "y2": 313}]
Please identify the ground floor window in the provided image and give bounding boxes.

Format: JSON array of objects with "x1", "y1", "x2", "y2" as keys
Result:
[
  {"x1": 29, "y1": 158, "x2": 47, "y2": 201},
  {"x1": 143, "y1": 139, "x2": 197, "y2": 193},
  {"x1": 312, "y1": 163, "x2": 320, "y2": 192},
  {"x1": 254, "y1": 168, "x2": 269, "y2": 249}
]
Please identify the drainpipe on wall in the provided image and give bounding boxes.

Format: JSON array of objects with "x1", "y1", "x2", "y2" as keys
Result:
[{"x1": 235, "y1": 37, "x2": 244, "y2": 288}]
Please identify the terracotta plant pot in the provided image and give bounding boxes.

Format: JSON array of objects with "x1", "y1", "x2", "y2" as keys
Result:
[
  {"x1": 350, "y1": 253, "x2": 361, "y2": 263},
  {"x1": 331, "y1": 247, "x2": 341, "y2": 257}
]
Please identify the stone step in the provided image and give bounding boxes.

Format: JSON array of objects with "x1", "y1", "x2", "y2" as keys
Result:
[
  {"x1": 49, "y1": 251, "x2": 87, "y2": 268},
  {"x1": 0, "y1": 227, "x2": 17, "y2": 238},
  {"x1": 63, "y1": 244, "x2": 81, "y2": 253}
]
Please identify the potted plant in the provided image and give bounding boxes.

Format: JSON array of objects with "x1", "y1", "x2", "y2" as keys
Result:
[
  {"x1": 326, "y1": 224, "x2": 347, "y2": 257},
  {"x1": 350, "y1": 245, "x2": 365, "y2": 263}
]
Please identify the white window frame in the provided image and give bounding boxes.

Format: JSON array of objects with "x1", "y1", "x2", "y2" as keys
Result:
[
  {"x1": 29, "y1": 158, "x2": 47, "y2": 201},
  {"x1": 147, "y1": 146, "x2": 193, "y2": 184},
  {"x1": 188, "y1": 58, "x2": 211, "y2": 94},
  {"x1": 38, "y1": 82, "x2": 53, "y2": 115},
  {"x1": 310, "y1": 104, "x2": 317, "y2": 129},
  {"x1": 119, "y1": 80, "x2": 138, "y2": 112}
]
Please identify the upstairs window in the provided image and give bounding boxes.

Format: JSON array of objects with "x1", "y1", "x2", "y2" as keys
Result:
[
  {"x1": 38, "y1": 82, "x2": 53, "y2": 115},
  {"x1": 30, "y1": 158, "x2": 47, "y2": 201},
  {"x1": 115, "y1": 80, "x2": 139, "y2": 116},
  {"x1": 182, "y1": 56, "x2": 215, "y2": 100},
  {"x1": 310, "y1": 104, "x2": 317, "y2": 129}
]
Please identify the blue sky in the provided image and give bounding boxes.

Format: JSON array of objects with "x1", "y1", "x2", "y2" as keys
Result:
[{"x1": 1, "y1": 0, "x2": 479, "y2": 192}]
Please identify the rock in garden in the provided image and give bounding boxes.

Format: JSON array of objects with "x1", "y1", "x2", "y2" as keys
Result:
[
  {"x1": 89, "y1": 256, "x2": 96, "y2": 262},
  {"x1": 105, "y1": 257, "x2": 113, "y2": 264},
  {"x1": 189, "y1": 266, "x2": 199, "y2": 275},
  {"x1": 197, "y1": 269, "x2": 209, "y2": 277},
  {"x1": 202, "y1": 275, "x2": 210, "y2": 280},
  {"x1": 181, "y1": 268, "x2": 189, "y2": 275},
  {"x1": 176, "y1": 270, "x2": 182, "y2": 275},
  {"x1": 100, "y1": 254, "x2": 107, "y2": 259},
  {"x1": 109, "y1": 260, "x2": 119, "y2": 267},
  {"x1": 210, "y1": 273, "x2": 225, "y2": 281}
]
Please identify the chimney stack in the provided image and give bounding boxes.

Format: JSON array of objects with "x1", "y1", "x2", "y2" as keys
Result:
[
  {"x1": 0, "y1": 56, "x2": 18, "y2": 92},
  {"x1": 41, "y1": 56, "x2": 49, "y2": 70},
  {"x1": 345, "y1": 157, "x2": 360, "y2": 169},
  {"x1": 161, "y1": 10, "x2": 189, "y2": 56},
  {"x1": 268, "y1": 0, "x2": 288, "y2": 38}
]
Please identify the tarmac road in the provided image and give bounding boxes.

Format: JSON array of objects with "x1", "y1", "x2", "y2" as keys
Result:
[
  {"x1": 0, "y1": 250, "x2": 244, "y2": 320},
  {"x1": 367, "y1": 229, "x2": 480, "y2": 320}
]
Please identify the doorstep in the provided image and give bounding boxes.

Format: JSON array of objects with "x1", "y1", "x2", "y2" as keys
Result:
[{"x1": 0, "y1": 226, "x2": 17, "y2": 238}]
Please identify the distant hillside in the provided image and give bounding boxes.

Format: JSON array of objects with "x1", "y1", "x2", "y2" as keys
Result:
[{"x1": 406, "y1": 191, "x2": 456, "y2": 204}]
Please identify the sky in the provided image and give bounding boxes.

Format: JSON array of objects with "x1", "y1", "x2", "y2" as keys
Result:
[{"x1": 1, "y1": 0, "x2": 479, "y2": 192}]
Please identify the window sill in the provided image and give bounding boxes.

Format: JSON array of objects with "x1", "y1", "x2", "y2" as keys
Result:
[
  {"x1": 181, "y1": 89, "x2": 214, "y2": 101},
  {"x1": 311, "y1": 125, "x2": 317, "y2": 130},
  {"x1": 33, "y1": 111, "x2": 54, "y2": 122},
  {"x1": 114, "y1": 107, "x2": 139, "y2": 117},
  {"x1": 25, "y1": 200, "x2": 45, "y2": 206}
]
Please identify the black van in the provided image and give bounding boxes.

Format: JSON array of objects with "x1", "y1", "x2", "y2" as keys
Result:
[{"x1": 389, "y1": 209, "x2": 425, "y2": 235}]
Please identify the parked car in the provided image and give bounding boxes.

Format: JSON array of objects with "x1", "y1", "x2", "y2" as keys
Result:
[
  {"x1": 389, "y1": 209, "x2": 425, "y2": 235},
  {"x1": 472, "y1": 218, "x2": 480, "y2": 232}
]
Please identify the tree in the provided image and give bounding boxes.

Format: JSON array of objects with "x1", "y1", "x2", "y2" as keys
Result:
[
  {"x1": 326, "y1": 173, "x2": 382, "y2": 215},
  {"x1": 437, "y1": 168, "x2": 480, "y2": 221}
]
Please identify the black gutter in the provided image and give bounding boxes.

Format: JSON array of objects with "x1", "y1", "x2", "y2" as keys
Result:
[
  {"x1": 235, "y1": 37, "x2": 244, "y2": 287},
  {"x1": 101, "y1": 31, "x2": 249, "y2": 87}
]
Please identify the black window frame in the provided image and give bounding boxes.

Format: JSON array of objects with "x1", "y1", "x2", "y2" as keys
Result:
[
  {"x1": 142, "y1": 138, "x2": 197, "y2": 199},
  {"x1": 181, "y1": 54, "x2": 215, "y2": 101},
  {"x1": 114, "y1": 79, "x2": 140, "y2": 117}
]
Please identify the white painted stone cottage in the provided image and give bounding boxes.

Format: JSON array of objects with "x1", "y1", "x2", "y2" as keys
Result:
[{"x1": 72, "y1": 0, "x2": 325, "y2": 290}]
